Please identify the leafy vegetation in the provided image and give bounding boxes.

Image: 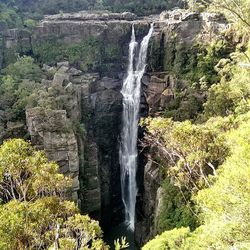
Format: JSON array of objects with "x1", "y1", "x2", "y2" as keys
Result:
[
  {"x1": 0, "y1": 2, "x2": 22, "y2": 28},
  {"x1": 0, "y1": 56, "x2": 42, "y2": 122},
  {"x1": 32, "y1": 38, "x2": 103, "y2": 70},
  {"x1": 143, "y1": 115, "x2": 250, "y2": 249},
  {"x1": 0, "y1": 0, "x2": 184, "y2": 21},
  {"x1": 155, "y1": 178, "x2": 197, "y2": 233},
  {"x1": 103, "y1": 0, "x2": 184, "y2": 15},
  {"x1": 0, "y1": 139, "x2": 109, "y2": 250},
  {"x1": 143, "y1": 0, "x2": 250, "y2": 248}
]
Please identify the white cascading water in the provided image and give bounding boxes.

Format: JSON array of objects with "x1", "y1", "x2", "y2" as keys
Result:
[{"x1": 119, "y1": 24, "x2": 154, "y2": 231}]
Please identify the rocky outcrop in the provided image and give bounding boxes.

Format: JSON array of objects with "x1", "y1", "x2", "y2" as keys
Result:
[
  {"x1": 24, "y1": 60, "x2": 123, "y2": 227},
  {"x1": 135, "y1": 159, "x2": 161, "y2": 244},
  {"x1": 142, "y1": 73, "x2": 176, "y2": 115},
  {"x1": 1, "y1": 28, "x2": 31, "y2": 66},
  {"x1": 26, "y1": 108, "x2": 80, "y2": 202},
  {"x1": 44, "y1": 11, "x2": 138, "y2": 22}
]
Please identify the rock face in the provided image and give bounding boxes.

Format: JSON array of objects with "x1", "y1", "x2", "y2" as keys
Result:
[
  {"x1": 135, "y1": 159, "x2": 161, "y2": 244},
  {"x1": 88, "y1": 76, "x2": 123, "y2": 226},
  {"x1": 26, "y1": 108, "x2": 80, "y2": 202},
  {"x1": 25, "y1": 61, "x2": 123, "y2": 227},
  {"x1": 32, "y1": 11, "x2": 153, "y2": 77},
  {"x1": 142, "y1": 73, "x2": 176, "y2": 114},
  {"x1": 43, "y1": 11, "x2": 138, "y2": 22}
]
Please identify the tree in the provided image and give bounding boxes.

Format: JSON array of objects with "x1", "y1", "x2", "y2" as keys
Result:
[
  {"x1": 0, "y1": 139, "x2": 110, "y2": 250},
  {"x1": 142, "y1": 227, "x2": 191, "y2": 250},
  {"x1": 142, "y1": 116, "x2": 230, "y2": 192},
  {"x1": 0, "y1": 139, "x2": 72, "y2": 202},
  {"x1": 0, "y1": 2, "x2": 22, "y2": 28},
  {"x1": 0, "y1": 56, "x2": 42, "y2": 121},
  {"x1": 143, "y1": 114, "x2": 250, "y2": 250},
  {"x1": 3, "y1": 56, "x2": 42, "y2": 82},
  {"x1": 196, "y1": 0, "x2": 250, "y2": 32},
  {"x1": 203, "y1": 46, "x2": 250, "y2": 118}
]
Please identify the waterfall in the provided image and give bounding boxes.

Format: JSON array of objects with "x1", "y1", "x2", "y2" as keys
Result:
[{"x1": 119, "y1": 24, "x2": 154, "y2": 231}]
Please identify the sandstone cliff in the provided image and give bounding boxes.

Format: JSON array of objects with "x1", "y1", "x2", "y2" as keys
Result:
[{"x1": 0, "y1": 9, "x2": 228, "y2": 237}]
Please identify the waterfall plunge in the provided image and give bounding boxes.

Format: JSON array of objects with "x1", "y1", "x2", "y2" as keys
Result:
[{"x1": 119, "y1": 24, "x2": 154, "y2": 231}]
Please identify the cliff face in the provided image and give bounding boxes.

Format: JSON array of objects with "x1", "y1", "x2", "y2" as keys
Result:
[
  {"x1": 136, "y1": 10, "x2": 228, "y2": 245},
  {"x1": 1, "y1": 9, "x2": 228, "y2": 235},
  {"x1": 25, "y1": 63, "x2": 124, "y2": 227},
  {"x1": 1, "y1": 12, "x2": 151, "y2": 228},
  {"x1": 26, "y1": 108, "x2": 80, "y2": 202}
]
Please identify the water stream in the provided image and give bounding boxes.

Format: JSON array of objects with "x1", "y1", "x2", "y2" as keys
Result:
[{"x1": 119, "y1": 24, "x2": 154, "y2": 231}]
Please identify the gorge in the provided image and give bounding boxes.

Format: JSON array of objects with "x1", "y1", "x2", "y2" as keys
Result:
[{"x1": 1, "y1": 2, "x2": 248, "y2": 249}]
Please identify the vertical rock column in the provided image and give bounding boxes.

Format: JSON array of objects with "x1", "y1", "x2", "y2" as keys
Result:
[{"x1": 26, "y1": 108, "x2": 80, "y2": 202}]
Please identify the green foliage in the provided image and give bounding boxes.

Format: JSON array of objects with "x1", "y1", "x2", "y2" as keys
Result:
[
  {"x1": 186, "y1": 40, "x2": 233, "y2": 83},
  {"x1": 104, "y1": 43, "x2": 122, "y2": 62},
  {"x1": 144, "y1": 116, "x2": 230, "y2": 191},
  {"x1": 3, "y1": 55, "x2": 42, "y2": 82},
  {"x1": 186, "y1": 0, "x2": 211, "y2": 12},
  {"x1": 0, "y1": 139, "x2": 72, "y2": 202},
  {"x1": 0, "y1": 2, "x2": 22, "y2": 28},
  {"x1": 162, "y1": 37, "x2": 232, "y2": 84},
  {"x1": 143, "y1": 113, "x2": 250, "y2": 250},
  {"x1": 23, "y1": 18, "x2": 37, "y2": 29},
  {"x1": 163, "y1": 85, "x2": 205, "y2": 121},
  {"x1": 58, "y1": 214, "x2": 109, "y2": 250},
  {"x1": 33, "y1": 38, "x2": 102, "y2": 71},
  {"x1": 202, "y1": 0, "x2": 250, "y2": 33},
  {"x1": 73, "y1": 121, "x2": 87, "y2": 138},
  {"x1": 159, "y1": 37, "x2": 235, "y2": 121},
  {"x1": 0, "y1": 138, "x2": 109, "y2": 250},
  {"x1": 103, "y1": 0, "x2": 184, "y2": 15},
  {"x1": 0, "y1": 56, "x2": 42, "y2": 121},
  {"x1": 142, "y1": 227, "x2": 191, "y2": 250},
  {"x1": 203, "y1": 46, "x2": 250, "y2": 119},
  {"x1": 0, "y1": 197, "x2": 77, "y2": 250},
  {"x1": 35, "y1": 84, "x2": 69, "y2": 110},
  {"x1": 114, "y1": 237, "x2": 129, "y2": 250},
  {"x1": 156, "y1": 179, "x2": 197, "y2": 233}
]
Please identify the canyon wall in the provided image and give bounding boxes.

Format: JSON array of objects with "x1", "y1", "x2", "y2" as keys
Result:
[{"x1": 0, "y1": 9, "x2": 227, "y2": 236}]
